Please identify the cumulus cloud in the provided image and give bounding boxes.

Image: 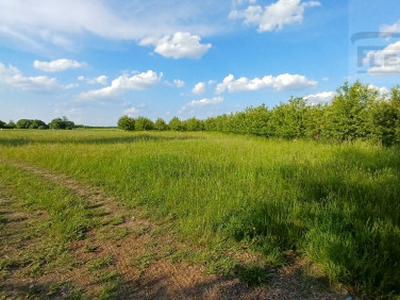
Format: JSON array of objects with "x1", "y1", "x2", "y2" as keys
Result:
[
  {"x1": 192, "y1": 82, "x2": 207, "y2": 94},
  {"x1": 123, "y1": 107, "x2": 138, "y2": 116},
  {"x1": 230, "y1": 0, "x2": 320, "y2": 32},
  {"x1": 33, "y1": 59, "x2": 86, "y2": 72},
  {"x1": 140, "y1": 32, "x2": 211, "y2": 59},
  {"x1": 367, "y1": 84, "x2": 390, "y2": 96},
  {"x1": 304, "y1": 91, "x2": 335, "y2": 105},
  {"x1": 173, "y1": 79, "x2": 185, "y2": 88},
  {"x1": 0, "y1": 62, "x2": 66, "y2": 92},
  {"x1": 78, "y1": 70, "x2": 162, "y2": 100},
  {"x1": 365, "y1": 41, "x2": 400, "y2": 75},
  {"x1": 272, "y1": 73, "x2": 317, "y2": 91},
  {"x1": 215, "y1": 73, "x2": 317, "y2": 93},
  {"x1": 188, "y1": 96, "x2": 224, "y2": 107},
  {"x1": 380, "y1": 20, "x2": 400, "y2": 38},
  {"x1": 78, "y1": 75, "x2": 108, "y2": 85}
]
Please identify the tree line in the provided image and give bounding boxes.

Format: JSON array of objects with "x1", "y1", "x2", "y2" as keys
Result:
[
  {"x1": 0, "y1": 117, "x2": 75, "y2": 130},
  {"x1": 118, "y1": 81, "x2": 400, "y2": 146}
]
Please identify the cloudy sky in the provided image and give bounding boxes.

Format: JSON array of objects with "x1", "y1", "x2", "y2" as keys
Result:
[{"x1": 0, "y1": 0, "x2": 399, "y2": 126}]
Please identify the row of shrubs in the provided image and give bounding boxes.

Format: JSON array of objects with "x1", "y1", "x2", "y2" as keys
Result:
[
  {"x1": 118, "y1": 81, "x2": 400, "y2": 146},
  {"x1": 0, "y1": 117, "x2": 75, "y2": 130}
]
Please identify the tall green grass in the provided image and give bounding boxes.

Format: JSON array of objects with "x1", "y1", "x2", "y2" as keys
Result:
[
  {"x1": 0, "y1": 163, "x2": 94, "y2": 241},
  {"x1": 0, "y1": 130, "x2": 399, "y2": 298}
]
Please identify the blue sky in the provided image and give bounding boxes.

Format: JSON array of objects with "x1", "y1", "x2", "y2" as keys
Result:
[{"x1": 0, "y1": 0, "x2": 399, "y2": 126}]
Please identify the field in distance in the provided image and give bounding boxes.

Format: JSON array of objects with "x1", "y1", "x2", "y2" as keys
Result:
[{"x1": 0, "y1": 130, "x2": 399, "y2": 299}]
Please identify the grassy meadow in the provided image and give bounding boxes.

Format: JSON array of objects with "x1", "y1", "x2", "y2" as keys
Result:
[{"x1": 1, "y1": 129, "x2": 399, "y2": 298}]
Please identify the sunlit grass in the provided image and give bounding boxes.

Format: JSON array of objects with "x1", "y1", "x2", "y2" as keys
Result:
[{"x1": 0, "y1": 129, "x2": 399, "y2": 298}]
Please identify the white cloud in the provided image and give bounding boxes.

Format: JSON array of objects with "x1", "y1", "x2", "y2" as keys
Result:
[
  {"x1": 273, "y1": 73, "x2": 317, "y2": 91},
  {"x1": 33, "y1": 59, "x2": 86, "y2": 72},
  {"x1": 93, "y1": 75, "x2": 108, "y2": 85},
  {"x1": 0, "y1": 62, "x2": 65, "y2": 92},
  {"x1": 304, "y1": 91, "x2": 335, "y2": 105},
  {"x1": 79, "y1": 75, "x2": 108, "y2": 85},
  {"x1": 215, "y1": 74, "x2": 272, "y2": 93},
  {"x1": 365, "y1": 41, "x2": 400, "y2": 75},
  {"x1": 230, "y1": 0, "x2": 320, "y2": 32},
  {"x1": 123, "y1": 107, "x2": 138, "y2": 116},
  {"x1": 173, "y1": 79, "x2": 185, "y2": 88},
  {"x1": 380, "y1": 20, "x2": 400, "y2": 38},
  {"x1": 367, "y1": 84, "x2": 390, "y2": 96},
  {"x1": 188, "y1": 96, "x2": 224, "y2": 107},
  {"x1": 140, "y1": 32, "x2": 211, "y2": 59},
  {"x1": 78, "y1": 70, "x2": 162, "y2": 100},
  {"x1": 192, "y1": 82, "x2": 207, "y2": 94},
  {"x1": 216, "y1": 73, "x2": 317, "y2": 93},
  {"x1": 0, "y1": 1, "x2": 229, "y2": 52}
]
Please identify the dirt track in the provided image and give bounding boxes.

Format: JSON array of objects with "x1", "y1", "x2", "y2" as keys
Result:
[{"x1": 0, "y1": 160, "x2": 347, "y2": 299}]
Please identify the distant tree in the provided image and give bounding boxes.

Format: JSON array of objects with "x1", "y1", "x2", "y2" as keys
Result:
[
  {"x1": 367, "y1": 86, "x2": 400, "y2": 146},
  {"x1": 204, "y1": 117, "x2": 217, "y2": 131},
  {"x1": 303, "y1": 103, "x2": 326, "y2": 139},
  {"x1": 6, "y1": 121, "x2": 16, "y2": 129},
  {"x1": 49, "y1": 116, "x2": 75, "y2": 130},
  {"x1": 30, "y1": 119, "x2": 48, "y2": 129},
  {"x1": 154, "y1": 118, "x2": 169, "y2": 131},
  {"x1": 135, "y1": 116, "x2": 154, "y2": 131},
  {"x1": 269, "y1": 97, "x2": 308, "y2": 139},
  {"x1": 168, "y1": 117, "x2": 186, "y2": 131},
  {"x1": 117, "y1": 115, "x2": 135, "y2": 131},
  {"x1": 16, "y1": 119, "x2": 32, "y2": 129},
  {"x1": 0, "y1": 120, "x2": 5, "y2": 129},
  {"x1": 323, "y1": 81, "x2": 377, "y2": 141},
  {"x1": 49, "y1": 118, "x2": 62, "y2": 129},
  {"x1": 243, "y1": 104, "x2": 272, "y2": 136},
  {"x1": 186, "y1": 117, "x2": 204, "y2": 131}
]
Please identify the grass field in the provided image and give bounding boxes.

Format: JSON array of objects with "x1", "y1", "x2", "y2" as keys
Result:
[{"x1": 1, "y1": 129, "x2": 399, "y2": 298}]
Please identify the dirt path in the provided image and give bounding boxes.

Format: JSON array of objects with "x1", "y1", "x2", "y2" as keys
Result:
[{"x1": 0, "y1": 159, "x2": 347, "y2": 299}]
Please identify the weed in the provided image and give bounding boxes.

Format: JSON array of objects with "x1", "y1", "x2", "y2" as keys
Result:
[
  {"x1": 84, "y1": 244, "x2": 99, "y2": 253},
  {"x1": 130, "y1": 252, "x2": 157, "y2": 275},
  {"x1": 87, "y1": 255, "x2": 114, "y2": 271}
]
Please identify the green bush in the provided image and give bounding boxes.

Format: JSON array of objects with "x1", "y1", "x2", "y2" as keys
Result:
[
  {"x1": 135, "y1": 117, "x2": 154, "y2": 131},
  {"x1": 154, "y1": 118, "x2": 169, "y2": 131},
  {"x1": 117, "y1": 115, "x2": 135, "y2": 131}
]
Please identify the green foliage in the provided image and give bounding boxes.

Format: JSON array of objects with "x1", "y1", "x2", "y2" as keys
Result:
[
  {"x1": 31, "y1": 119, "x2": 48, "y2": 129},
  {"x1": 15, "y1": 119, "x2": 48, "y2": 129},
  {"x1": 0, "y1": 120, "x2": 5, "y2": 128},
  {"x1": 16, "y1": 119, "x2": 32, "y2": 129},
  {"x1": 6, "y1": 120, "x2": 16, "y2": 129},
  {"x1": 154, "y1": 118, "x2": 169, "y2": 131},
  {"x1": 135, "y1": 116, "x2": 154, "y2": 131},
  {"x1": 117, "y1": 115, "x2": 135, "y2": 131},
  {"x1": 323, "y1": 81, "x2": 377, "y2": 140},
  {"x1": 121, "y1": 81, "x2": 400, "y2": 146},
  {"x1": 49, "y1": 116, "x2": 75, "y2": 130},
  {"x1": 185, "y1": 117, "x2": 204, "y2": 131},
  {"x1": 269, "y1": 97, "x2": 308, "y2": 138},
  {"x1": 367, "y1": 86, "x2": 400, "y2": 146},
  {"x1": 168, "y1": 116, "x2": 186, "y2": 131}
]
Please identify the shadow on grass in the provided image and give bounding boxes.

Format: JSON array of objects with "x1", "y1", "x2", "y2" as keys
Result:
[
  {"x1": 118, "y1": 262, "x2": 339, "y2": 299},
  {"x1": 276, "y1": 146, "x2": 400, "y2": 297},
  {"x1": 0, "y1": 281, "x2": 84, "y2": 299}
]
